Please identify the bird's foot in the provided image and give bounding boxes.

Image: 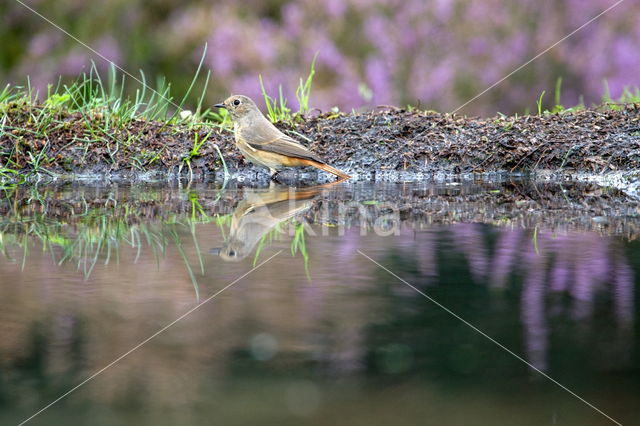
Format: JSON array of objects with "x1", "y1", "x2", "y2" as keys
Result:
[{"x1": 270, "y1": 171, "x2": 283, "y2": 184}]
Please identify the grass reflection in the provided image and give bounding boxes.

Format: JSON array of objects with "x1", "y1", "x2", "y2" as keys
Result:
[
  {"x1": 0, "y1": 187, "x2": 220, "y2": 299},
  {"x1": 0, "y1": 179, "x2": 638, "y2": 299},
  {"x1": 0, "y1": 184, "x2": 319, "y2": 297}
]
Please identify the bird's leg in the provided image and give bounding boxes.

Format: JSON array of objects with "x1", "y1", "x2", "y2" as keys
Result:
[{"x1": 270, "y1": 168, "x2": 282, "y2": 183}]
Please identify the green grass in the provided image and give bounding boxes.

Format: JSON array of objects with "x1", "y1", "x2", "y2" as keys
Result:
[
  {"x1": 0, "y1": 44, "x2": 227, "y2": 182},
  {"x1": 536, "y1": 90, "x2": 546, "y2": 115},
  {"x1": 0, "y1": 55, "x2": 325, "y2": 182},
  {"x1": 179, "y1": 129, "x2": 230, "y2": 183},
  {"x1": 532, "y1": 77, "x2": 639, "y2": 116},
  {"x1": 296, "y1": 53, "x2": 318, "y2": 115},
  {"x1": 259, "y1": 75, "x2": 293, "y2": 123},
  {"x1": 0, "y1": 63, "x2": 220, "y2": 180},
  {"x1": 259, "y1": 58, "x2": 318, "y2": 123},
  {"x1": 1, "y1": 57, "x2": 639, "y2": 185}
]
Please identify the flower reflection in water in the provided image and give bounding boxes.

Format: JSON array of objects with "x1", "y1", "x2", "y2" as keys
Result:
[{"x1": 405, "y1": 224, "x2": 635, "y2": 372}]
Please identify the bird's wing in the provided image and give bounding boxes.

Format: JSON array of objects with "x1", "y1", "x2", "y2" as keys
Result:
[
  {"x1": 240, "y1": 122, "x2": 324, "y2": 163},
  {"x1": 252, "y1": 135, "x2": 324, "y2": 163}
]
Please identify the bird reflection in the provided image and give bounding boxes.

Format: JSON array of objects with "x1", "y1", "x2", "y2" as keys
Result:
[{"x1": 213, "y1": 183, "x2": 325, "y2": 261}]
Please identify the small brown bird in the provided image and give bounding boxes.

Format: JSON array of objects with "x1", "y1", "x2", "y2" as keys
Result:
[
  {"x1": 214, "y1": 95, "x2": 350, "y2": 180},
  {"x1": 212, "y1": 184, "x2": 322, "y2": 261}
]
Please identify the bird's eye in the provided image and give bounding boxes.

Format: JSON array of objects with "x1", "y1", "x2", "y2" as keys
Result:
[
  {"x1": 228, "y1": 250, "x2": 236, "y2": 257},
  {"x1": 233, "y1": 99, "x2": 240, "y2": 106}
]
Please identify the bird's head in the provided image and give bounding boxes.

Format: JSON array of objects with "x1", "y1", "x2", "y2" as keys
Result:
[
  {"x1": 214, "y1": 95, "x2": 260, "y2": 121},
  {"x1": 210, "y1": 240, "x2": 247, "y2": 262}
]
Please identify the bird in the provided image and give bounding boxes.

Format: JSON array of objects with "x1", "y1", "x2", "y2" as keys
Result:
[
  {"x1": 210, "y1": 183, "x2": 321, "y2": 261},
  {"x1": 214, "y1": 95, "x2": 350, "y2": 180}
]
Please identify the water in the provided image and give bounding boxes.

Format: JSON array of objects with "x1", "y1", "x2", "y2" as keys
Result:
[{"x1": 0, "y1": 179, "x2": 638, "y2": 425}]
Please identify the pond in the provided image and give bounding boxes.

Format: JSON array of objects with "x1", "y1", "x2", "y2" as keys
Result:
[{"x1": 0, "y1": 178, "x2": 638, "y2": 425}]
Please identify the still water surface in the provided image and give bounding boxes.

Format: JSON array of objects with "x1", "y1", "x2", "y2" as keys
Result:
[{"x1": 0, "y1": 179, "x2": 638, "y2": 425}]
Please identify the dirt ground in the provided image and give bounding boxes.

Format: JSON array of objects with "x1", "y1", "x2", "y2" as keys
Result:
[{"x1": 2, "y1": 103, "x2": 639, "y2": 181}]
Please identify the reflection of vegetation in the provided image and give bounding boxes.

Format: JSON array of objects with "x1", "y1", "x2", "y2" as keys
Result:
[
  {"x1": 252, "y1": 224, "x2": 281, "y2": 267},
  {"x1": 1, "y1": 179, "x2": 636, "y2": 296},
  {"x1": 0, "y1": 184, "x2": 320, "y2": 295},
  {"x1": 1, "y1": 213, "x2": 159, "y2": 275},
  {"x1": 249, "y1": 220, "x2": 311, "y2": 278},
  {"x1": 291, "y1": 221, "x2": 310, "y2": 278},
  {"x1": 214, "y1": 214, "x2": 232, "y2": 238},
  {"x1": 0, "y1": 187, "x2": 224, "y2": 299},
  {"x1": 364, "y1": 225, "x2": 637, "y2": 387}
]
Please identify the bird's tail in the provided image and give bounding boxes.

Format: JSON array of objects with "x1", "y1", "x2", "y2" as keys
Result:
[{"x1": 308, "y1": 160, "x2": 351, "y2": 180}]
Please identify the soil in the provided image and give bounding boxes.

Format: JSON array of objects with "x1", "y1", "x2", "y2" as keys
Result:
[{"x1": 2, "y1": 103, "x2": 639, "y2": 184}]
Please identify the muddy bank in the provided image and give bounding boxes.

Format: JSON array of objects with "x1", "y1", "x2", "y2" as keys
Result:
[{"x1": 2, "y1": 103, "x2": 639, "y2": 186}]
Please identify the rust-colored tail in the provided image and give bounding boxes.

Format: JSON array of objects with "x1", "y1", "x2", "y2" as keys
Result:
[{"x1": 306, "y1": 160, "x2": 351, "y2": 179}]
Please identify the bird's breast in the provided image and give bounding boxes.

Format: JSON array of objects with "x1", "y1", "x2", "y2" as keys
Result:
[{"x1": 235, "y1": 136, "x2": 284, "y2": 169}]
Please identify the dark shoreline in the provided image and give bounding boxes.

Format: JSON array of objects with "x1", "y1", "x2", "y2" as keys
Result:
[{"x1": 2, "y1": 103, "x2": 639, "y2": 188}]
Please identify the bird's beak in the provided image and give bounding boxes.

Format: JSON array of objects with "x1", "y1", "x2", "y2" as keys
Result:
[
  {"x1": 214, "y1": 103, "x2": 226, "y2": 109},
  {"x1": 209, "y1": 247, "x2": 221, "y2": 255}
]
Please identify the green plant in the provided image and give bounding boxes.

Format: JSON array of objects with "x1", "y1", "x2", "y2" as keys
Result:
[
  {"x1": 259, "y1": 57, "x2": 319, "y2": 122},
  {"x1": 0, "y1": 84, "x2": 15, "y2": 104},
  {"x1": 212, "y1": 144, "x2": 230, "y2": 178},
  {"x1": 617, "y1": 86, "x2": 640, "y2": 103},
  {"x1": 551, "y1": 77, "x2": 565, "y2": 113},
  {"x1": 0, "y1": 167, "x2": 20, "y2": 189},
  {"x1": 180, "y1": 130, "x2": 211, "y2": 180},
  {"x1": 190, "y1": 130, "x2": 212, "y2": 158},
  {"x1": 162, "y1": 43, "x2": 209, "y2": 129},
  {"x1": 179, "y1": 130, "x2": 229, "y2": 181},
  {"x1": 295, "y1": 54, "x2": 317, "y2": 115},
  {"x1": 44, "y1": 86, "x2": 70, "y2": 109},
  {"x1": 259, "y1": 75, "x2": 292, "y2": 123},
  {"x1": 536, "y1": 90, "x2": 546, "y2": 115}
]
